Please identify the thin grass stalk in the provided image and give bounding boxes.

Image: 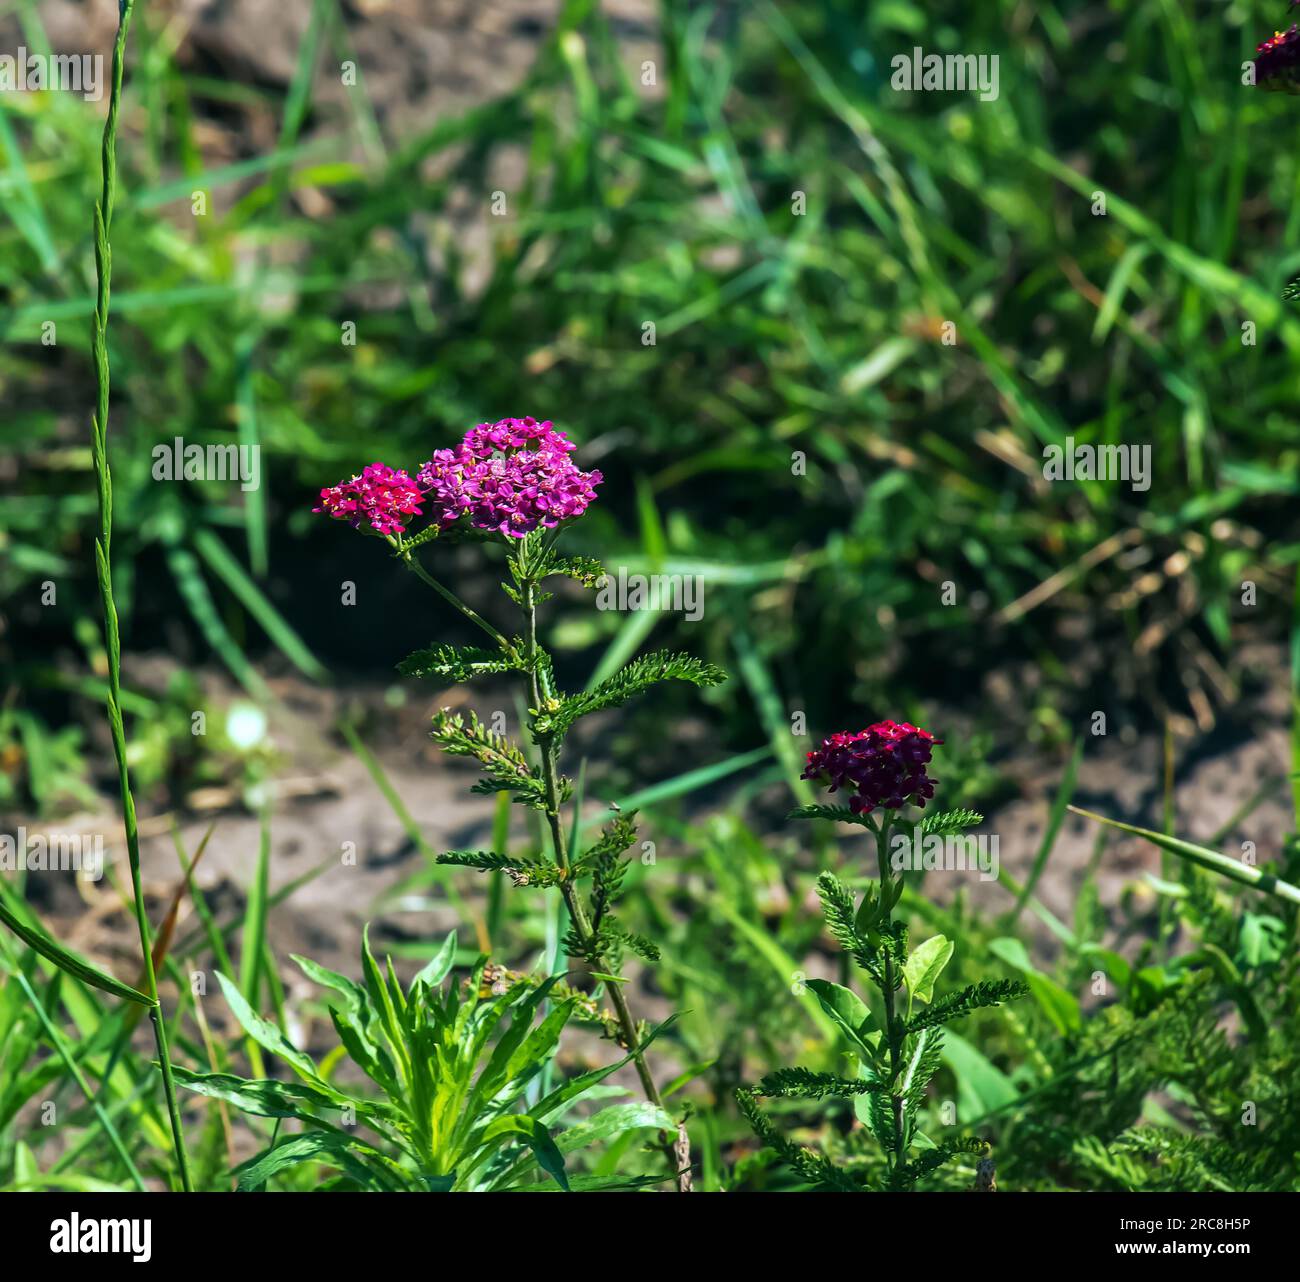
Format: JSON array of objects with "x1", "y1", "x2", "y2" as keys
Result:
[{"x1": 89, "y1": 0, "x2": 192, "y2": 1191}]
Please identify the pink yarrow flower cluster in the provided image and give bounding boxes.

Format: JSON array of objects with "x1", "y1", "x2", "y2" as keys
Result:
[
  {"x1": 314, "y1": 463, "x2": 424, "y2": 536},
  {"x1": 416, "y1": 416, "x2": 602, "y2": 538},
  {"x1": 802, "y1": 720, "x2": 942, "y2": 814}
]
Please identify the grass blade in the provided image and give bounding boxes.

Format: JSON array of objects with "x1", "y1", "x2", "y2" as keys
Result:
[{"x1": 1068, "y1": 806, "x2": 1300, "y2": 905}]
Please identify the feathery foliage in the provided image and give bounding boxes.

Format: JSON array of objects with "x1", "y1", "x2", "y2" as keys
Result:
[{"x1": 742, "y1": 803, "x2": 1026, "y2": 1191}]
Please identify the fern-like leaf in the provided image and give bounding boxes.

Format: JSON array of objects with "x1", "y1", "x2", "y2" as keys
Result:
[
  {"x1": 893, "y1": 1138, "x2": 988, "y2": 1191},
  {"x1": 735, "y1": 1089, "x2": 863, "y2": 1191},
  {"x1": 531, "y1": 651, "x2": 727, "y2": 736},
  {"x1": 917, "y1": 808, "x2": 984, "y2": 836},
  {"x1": 398, "y1": 642, "x2": 522, "y2": 683},
  {"x1": 434, "y1": 850, "x2": 566, "y2": 887},
  {"x1": 816, "y1": 872, "x2": 860, "y2": 955},
  {"x1": 906, "y1": 978, "x2": 1028, "y2": 1033},
  {"x1": 430, "y1": 709, "x2": 549, "y2": 809},
  {"x1": 753, "y1": 1067, "x2": 884, "y2": 1100},
  {"x1": 547, "y1": 556, "x2": 607, "y2": 590},
  {"x1": 787, "y1": 804, "x2": 874, "y2": 828}
]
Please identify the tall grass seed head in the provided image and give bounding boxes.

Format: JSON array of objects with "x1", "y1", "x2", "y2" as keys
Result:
[{"x1": 802, "y1": 720, "x2": 942, "y2": 814}]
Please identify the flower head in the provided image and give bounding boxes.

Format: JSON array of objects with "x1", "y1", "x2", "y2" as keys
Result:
[
  {"x1": 802, "y1": 720, "x2": 942, "y2": 814},
  {"x1": 314, "y1": 462, "x2": 424, "y2": 536},
  {"x1": 1256, "y1": 19, "x2": 1300, "y2": 92},
  {"x1": 417, "y1": 417, "x2": 602, "y2": 538}
]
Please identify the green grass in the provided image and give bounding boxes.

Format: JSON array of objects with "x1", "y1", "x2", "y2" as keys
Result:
[
  {"x1": 4, "y1": 1, "x2": 1299, "y2": 811},
  {"x1": 1, "y1": 0, "x2": 1299, "y2": 1197}
]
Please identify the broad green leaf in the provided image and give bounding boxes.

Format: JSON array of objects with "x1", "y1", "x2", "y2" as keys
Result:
[
  {"x1": 1079, "y1": 944, "x2": 1132, "y2": 991},
  {"x1": 903, "y1": 934, "x2": 954, "y2": 1006},
  {"x1": 233, "y1": 1131, "x2": 404, "y2": 1192},
  {"x1": 805, "y1": 979, "x2": 880, "y2": 1055},
  {"x1": 553, "y1": 1102, "x2": 675, "y2": 1154},
  {"x1": 988, "y1": 938, "x2": 1080, "y2": 1036},
  {"x1": 941, "y1": 1029, "x2": 1018, "y2": 1118},
  {"x1": 478, "y1": 1115, "x2": 569, "y2": 1190},
  {"x1": 1239, "y1": 913, "x2": 1286, "y2": 969}
]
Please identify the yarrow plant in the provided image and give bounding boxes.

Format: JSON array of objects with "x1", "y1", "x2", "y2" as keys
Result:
[
  {"x1": 740, "y1": 723, "x2": 1027, "y2": 1191},
  {"x1": 315, "y1": 416, "x2": 725, "y2": 1191}
]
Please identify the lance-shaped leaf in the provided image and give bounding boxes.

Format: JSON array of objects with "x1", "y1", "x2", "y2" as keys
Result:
[
  {"x1": 233, "y1": 1130, "x2": 410, "y2": 1193},
  {"x1": 215, "y1": 971, "x2": 328, "y2": 1084},
  {"x1": 531, "y1": 651, "x2": 727, "y2": 736},
  {"x1": 1068, "y1": 806, "x2": 1300, "y2": 905},
  {"x1": 171, "y1": 1067, "x2": 381, "y2": 1124},
  {"x1": 0, "y1": 898, "x2": 154, "y2": 1007}
]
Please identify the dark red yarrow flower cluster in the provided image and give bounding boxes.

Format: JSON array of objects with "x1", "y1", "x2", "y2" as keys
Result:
[
  {"x1": 313, "y1": 463, "x2": 424, "y2": 536},
  {"x1": 416, "y1": 417, "x2": 602, "y2": 538},
  {"x1": 1256, "y1": 8, "x2": 1300, "y2": 93},
  {"x1": 802, "y1": 720, "x2": 943, "y2": 814}
]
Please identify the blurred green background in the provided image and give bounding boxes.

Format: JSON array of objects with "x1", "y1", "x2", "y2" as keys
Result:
[{"x1": 3, "y1": 0, "x2": 1299, "y2": 814}]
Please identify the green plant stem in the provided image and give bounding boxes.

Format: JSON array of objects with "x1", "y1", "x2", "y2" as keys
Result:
[
  {"x1": 89, "y1": 0, "x2": 192, "y2": 1191},
  {"x1": 397, "y1": 546, "x2": 515, "y2": 654},
  {"x1": 519, "y1": 578, "x2": 685, "y2": 1190},
  {"x1": 874, "y1": 817, "x2": 905, "y2": 1183},
  {"x1": 399, "y1": 547, "x2": 683, "y2": 1188}
]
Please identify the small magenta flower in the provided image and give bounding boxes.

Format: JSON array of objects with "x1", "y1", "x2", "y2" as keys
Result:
[
  {"x1": 314, "y1": 462, "x2": 425, "y2": 536},
  {"x1": 417, "y1": 416, "x2": 602, "y2": 538},
  {"x1": 802, "y1": 720, "x2": 942, "y2": 814}
]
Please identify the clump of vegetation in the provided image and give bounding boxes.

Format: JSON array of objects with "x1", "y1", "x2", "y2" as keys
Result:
[
  {"x1": 738, "y1": 723, "x2": 1027, "y2": 1190},
  {"x1": 2, "y1": 0, "x2": 1299, "y2": 1216},
  {"x1": 173, "y1": 932, "x2": 676, "y2": 1191},
  {"x1": 313, "y1": 415, "x2": 727, "y2": 1190}
]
